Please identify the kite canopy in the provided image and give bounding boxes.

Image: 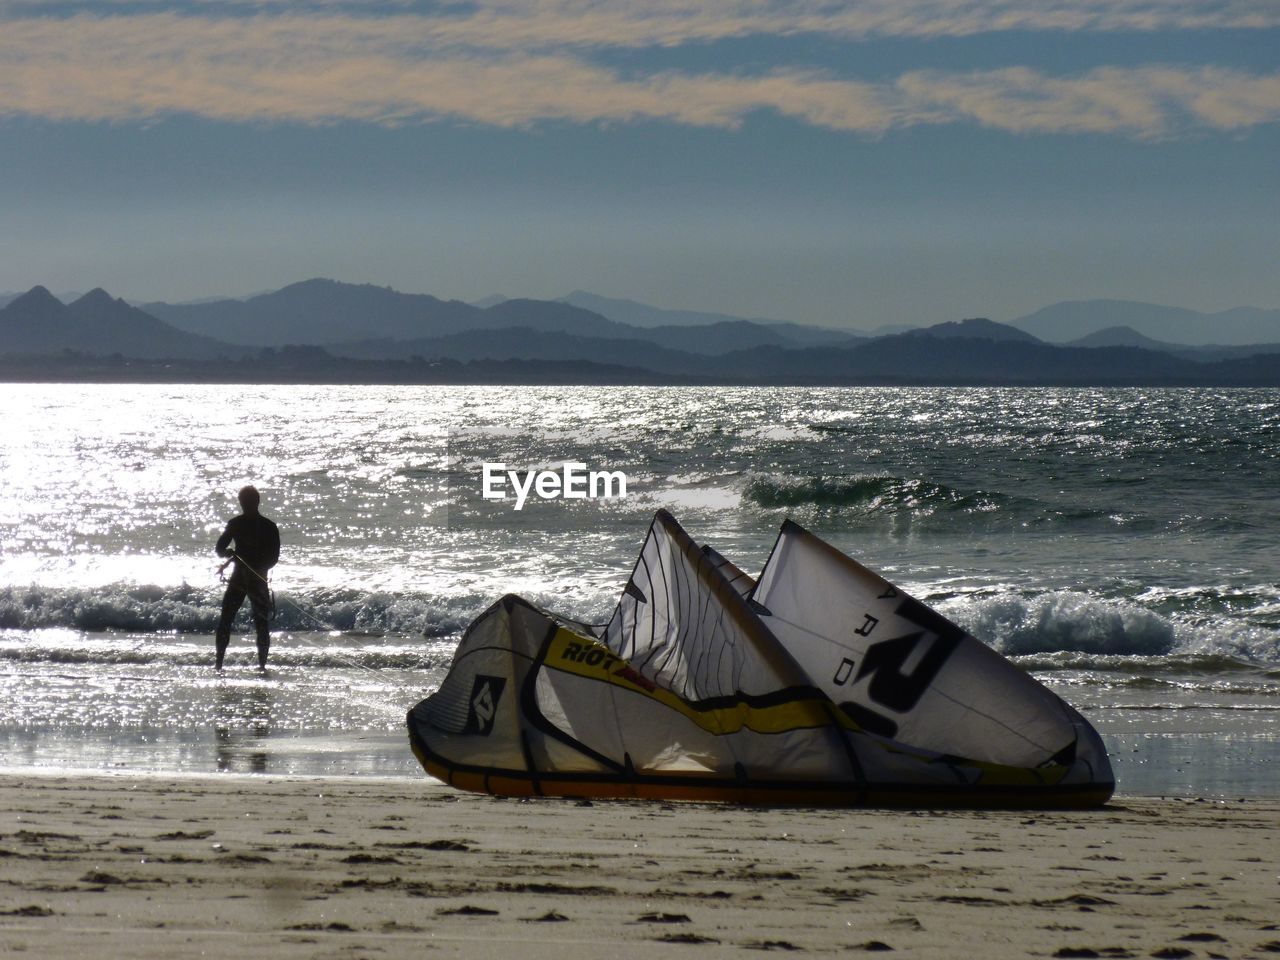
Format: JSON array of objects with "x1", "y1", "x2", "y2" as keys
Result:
[{"x1": 408, "y1": 511, "x2": 1113, "y2": 807}]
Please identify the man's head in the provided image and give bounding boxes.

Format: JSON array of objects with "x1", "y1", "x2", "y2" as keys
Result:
[{"x1": 238, "y1": 485, "x2": 261, "y2": 514}]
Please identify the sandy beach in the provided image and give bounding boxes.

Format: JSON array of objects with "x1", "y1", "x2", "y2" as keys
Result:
[{"x1": 1, "y1": 773, "x2": 1276, "y2": 959}]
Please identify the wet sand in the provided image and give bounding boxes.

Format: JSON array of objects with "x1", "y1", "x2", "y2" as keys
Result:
[{"x1": 1, "y1": 772, "x2": 1277, "y2": 959}]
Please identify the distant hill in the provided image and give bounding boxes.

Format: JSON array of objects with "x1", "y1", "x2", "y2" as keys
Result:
[
  {"x1": 0, "y1": 287, "x2": 81, "y2": 352},
  {"x1": 144, "y1": 279, "x2": 481, "y2": 347},
  {"x1": 558, "y1": 290, "x2": 866, "y2": 345},
  {"x1": 1067, "y1": 324, "x2": 1280, "y2": 361},
  {"x1": 625, "y1": 320, "x2": 836, "y2": 355},
  {"x1": 0, "y1": 287, "x2": 238, "y2": 360},
  {"x1": 1, "y1": 289, "x2": 85, "y2": 309},
  {"x1": 477, "y1": 298, "x2": 638, "y2": 339},
  {"x1": 906, "y1": 317, "x2": 1041, "y2": 343},
  {"x1": 1066, "y1": 325, "x2": 1176, "y2": 349},
  {"x1": 560, "y1": 290, "x2": 789, "y2": 328},
  {"x1": 1012, "y1": 299, "x2": 1280, "y2": 346}
]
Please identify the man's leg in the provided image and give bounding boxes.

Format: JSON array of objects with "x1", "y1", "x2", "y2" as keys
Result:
[
  {"x1": 216, "y1": 583, "x2": 247, "y2": 670},
  {"x1": 247, "y1": 579, "x2": 272, "y2": 670}
]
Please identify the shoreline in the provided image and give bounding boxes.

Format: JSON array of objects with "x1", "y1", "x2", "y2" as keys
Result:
[
  {"x1": 3, "y1": 773, "x2": 1278, "y2": 958},
  {"x1": 4, "y1": 724, "x2": 1279, "y2": 798},
  {"x1": 6, "y1": 762, "x2": 1280, "y2": 804},
  {"x1": 7, "y1": 367, "x2": 1280, "y2": 388},
  {"x1": 8, "y1": 763, "x2": 1280, "y2": 800}
]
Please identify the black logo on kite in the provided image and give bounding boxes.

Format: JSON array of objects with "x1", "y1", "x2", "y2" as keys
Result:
[
  {"x1": 854, "y1": 595, "x2": 963, "y2": 713},
  {"x1": 465, "y1": 675, "x2": 506, "y2": 735}
]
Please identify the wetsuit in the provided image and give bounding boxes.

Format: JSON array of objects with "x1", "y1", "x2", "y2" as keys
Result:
[{"x1": 215, "y1": 513, "x2": 281, "y2": 669}]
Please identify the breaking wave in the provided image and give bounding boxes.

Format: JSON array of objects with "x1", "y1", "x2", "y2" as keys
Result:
[
  {"x1": 4, "y1": 583, "x2": 1275, "y2": 670},
  {"x1": 949, "y1": 591, "x2": 1176, "y2": 656},
  {"x1": 941, "y1": 591, "x2": 1280, "y2": 665},
  {"x1": 740, "y1": 472, "x2": 1126, "y2": 531},
  {"x1": 743, "y1": 473, "x2": 1008, "y2": 512},
  {"x1": 0, "y1": 584, "x2": 475, "y2": 639}
]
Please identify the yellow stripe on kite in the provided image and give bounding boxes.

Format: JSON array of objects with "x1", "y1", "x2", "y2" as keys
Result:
[{"x1": 545, "y1": 628, "x2": 833, "y2": 735}]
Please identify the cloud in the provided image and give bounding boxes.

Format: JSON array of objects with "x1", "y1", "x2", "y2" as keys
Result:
[
  {"x1": 0, "y1": 12, "x2": 1278, "y2": 135},
  {"x1": 3, "y1": 1, "x2": 1279, "y2": 50},
  {"x1": 897, "y1": 66, "x2": 1280, "y2": 136}
]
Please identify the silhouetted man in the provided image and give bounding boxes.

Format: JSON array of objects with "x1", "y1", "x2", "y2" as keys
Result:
[{"x1": 215, "y1": 485, "x2": 280, "y2": 671}]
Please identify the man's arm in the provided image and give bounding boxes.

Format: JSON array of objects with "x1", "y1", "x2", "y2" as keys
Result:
[
  {"x1": 263, "y1": 520, "x2": 281, "y2": 570},
  {"x1": 215, "y1": 521, "x2": 235, "y2": 558}
]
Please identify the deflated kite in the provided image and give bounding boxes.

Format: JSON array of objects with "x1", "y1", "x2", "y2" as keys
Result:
[{"x1": 408, "y1": 511, "x2": 1113, "y2": 807}]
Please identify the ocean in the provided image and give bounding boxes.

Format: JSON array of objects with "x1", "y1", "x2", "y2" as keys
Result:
[{"x1": 1, "y1": 383, "x2": 1277, "y2": 796}]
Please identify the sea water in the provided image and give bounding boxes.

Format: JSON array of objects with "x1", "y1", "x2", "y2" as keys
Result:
[{"x1": 1, "y1": 384, "x2": 1277, "y2": 795}]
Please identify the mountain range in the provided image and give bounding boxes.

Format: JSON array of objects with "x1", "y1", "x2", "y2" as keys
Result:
[
  {"x1": 3, "y1": 279, "x2": 1280, "y2": 385},
  {"x1": 138, "y1": 280, "x2": 868, "y2": 354}
]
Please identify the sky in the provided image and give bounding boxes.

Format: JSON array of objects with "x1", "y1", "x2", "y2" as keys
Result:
[{"x1": 1, "y1": 0, "x2": 1278, "y2": 330}]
